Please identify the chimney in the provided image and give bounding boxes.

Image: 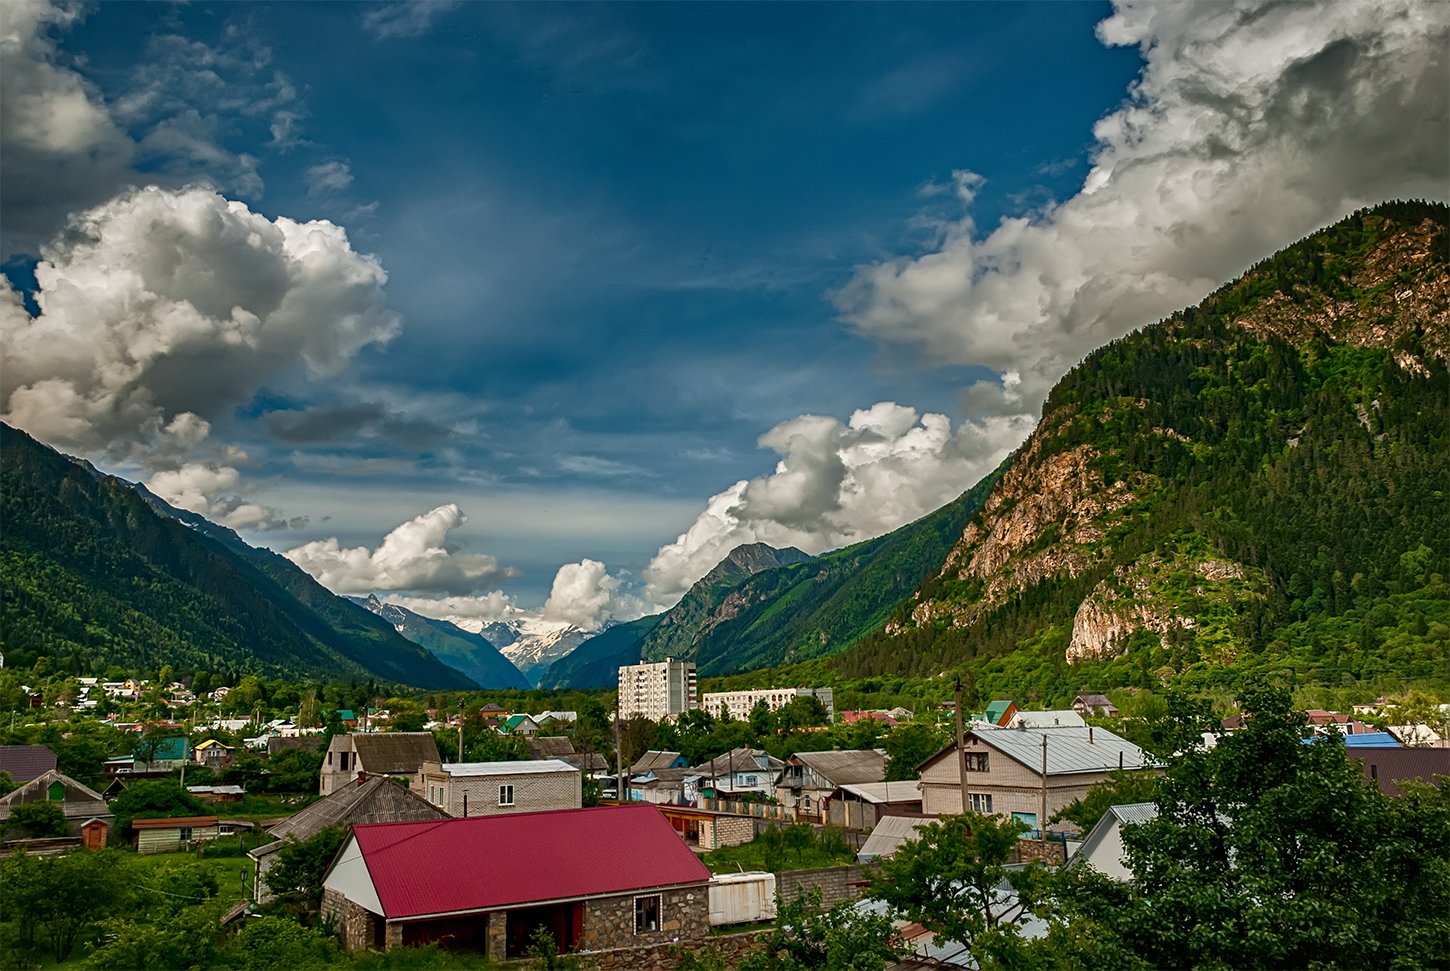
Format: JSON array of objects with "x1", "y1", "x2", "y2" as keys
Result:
[{"x1": 1088, "y1": 726, "x2": 1094, "y2": 744}]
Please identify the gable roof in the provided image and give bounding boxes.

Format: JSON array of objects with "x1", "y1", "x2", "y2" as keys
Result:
[
  {"x1": 857, "y1": 814, "x2": 932, "y2": 862},
  {"x1": 1072, "y1": 802, "x2": 1158, "y2": 872},
  {"x1": 1010, "y1": 709, "x2": 1086, "y2": 729},
  {"x1": 0, "y1": 745, "x2": 58, "y2": 783},
  {"x1": 1345, "y1": 746, "x2": 1450, "y2": 797},
  {"x1": 526, "y1": 736, "x2": 576, "y2": 759},
  {"x1": 349, "y1": 733, "x2": 440, "y2": 774},
  {"x1": 631, "y1": 750, "x2": 686, "y2": 773},
  {"x1": 502, "y1": 714, "x2": 538, "y2": 731},
  {"x1": 791, "y1": 749, "x2": 888, "y2": 786},
  {"x1": 0, "y1": 769, "x2": 108, "y2": 819},
  {"x1": 984, "y1": 700, "x2": 1016, "y2": 725},
  {"x1": 252, "y1": 776, "x2": 448, "y2": 859},
  {"x1": 693, "y1": 748, "x2": 784, "y2": 777},
  {"x1": 922, "y1": 725, "x2": 1158, "y2": 777},
  {"x1": 1074, "y1": 694, "x2": 1115, "y2": 708},
  {"x1": 134, "y1": 737, "x2": 190, "y2": 761},
  {"x1": 835, "y1": 781, "x2": 922, "y2": 804},
  {"x1": 340, "y1": 804, "x2": 712, "y2": 918},
  {"x1": 433, "y1": 759, "x2": 578, "y2": 778}
]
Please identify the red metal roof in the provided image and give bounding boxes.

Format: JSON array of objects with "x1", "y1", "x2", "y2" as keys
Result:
[
  {"x1": 350, "y1": 804, "x2": 712, "y2": 919},
  {"x1": 133, "y1": 816, "x2": 219, "y2": 828}
]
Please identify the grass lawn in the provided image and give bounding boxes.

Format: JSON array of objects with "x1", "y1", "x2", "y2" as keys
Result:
[{"x1": 700, "y1": 836, "x2": 856, "y2": 874}]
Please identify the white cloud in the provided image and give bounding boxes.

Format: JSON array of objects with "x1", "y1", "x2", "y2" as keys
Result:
[
  {"x1": 362, "y1": 1, "x2": 461, "y2": 40},
  {"x1": 306, "y1": 161, "x2": 354, "y2": 195},
  {"x1": 643, "y1": 402, "x2": 1032, "y2": 607},
  {"x1": 390, "y1": 591, "x2": 522, "y2": 625},
  {"x1": 837, "y1": 0, "x2": 1450, "y2": 417},
  {"x1": 283, "y1": 504, "x2": 518, "y2": 595},
  {"x1": 541, "y1": 559, "x2": 645, "y2": 629},
  {"x1": 0, "y1": 0, "x2": 136, "y2": 253}
]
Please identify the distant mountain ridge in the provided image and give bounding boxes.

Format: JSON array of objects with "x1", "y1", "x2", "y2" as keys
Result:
[
  {"x1": 352, "y1": 596, "x2": 529, "y2": 690},
  {"x1": 0, "y1": 424, "x2": 477, "y2": 689}
]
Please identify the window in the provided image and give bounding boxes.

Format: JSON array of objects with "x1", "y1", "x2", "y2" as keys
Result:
[
  {"x1": 969, "y1": 793, "x2": 993, "y2": 813},
  {"x1": 327, "y1": 752, "x2": 333, "y2": 766},
  {"x1": 965, "y1": 752, "x2": 990, "y2": 772},
  {"x1": 499, "y1": 784, "x2": 515, "y2": 806},
  {"x1": 339, "y1": 751, "x2": 349, "y2": 771},
  {"x1": 179, "y1": 827, "x2": 193, "y2": 842},
  {"x1": 634, "y1": 894, "x2": 661, "y2": 933}
]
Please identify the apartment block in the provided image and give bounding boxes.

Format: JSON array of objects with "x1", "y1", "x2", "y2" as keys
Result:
[
  {"x1": 618, "y1": 658, "x2": 697, "y2": 721},
  {"x1": 701, "y1": 687, "x2": 835, "y2": 722}
]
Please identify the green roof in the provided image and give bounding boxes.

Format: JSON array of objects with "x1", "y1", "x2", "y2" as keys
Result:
[
  {"x1": 335, "y1": 710, "x2": 356, "y2": 721},
  {"x1": 984, "y1": 700, "x2": 1015, "y2": 724},
  {"x1": 134, "y1": 737, "x2": 190, "y2": 761},
  {"x1": 502, "y1": 714, "x2": 533, "y2": 731}
]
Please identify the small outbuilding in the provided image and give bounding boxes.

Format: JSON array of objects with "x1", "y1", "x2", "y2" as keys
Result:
[
  {"x1": 0, "y1": 769, "x2": 112, "y2": 836},
  {"x1": 134, "y1": 815, "x2": 220, "y2": 853}
]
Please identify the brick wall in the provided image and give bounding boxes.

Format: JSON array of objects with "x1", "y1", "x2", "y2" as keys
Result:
[
  {"x1": 775, "y1": 864, "x2": 874, "y2": 909},
  {"x1": 582, "y1": 885, "x2": 710, "y2": 951},
  {"x1": 435, "y1": 769, "x2": 582, "y2": 817}
]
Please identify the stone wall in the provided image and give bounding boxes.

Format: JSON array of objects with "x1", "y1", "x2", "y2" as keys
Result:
[
  {"x1": 322, "y1": 887, "x2": 379, "y2": 952},
  {"x1": 1010, "y1": 838, "x2": 1067, "y2": 866},
  {"x1": 776, "y1": 864, "x2": 874, "y2": 909},
  {"x1": 700, "y1": 815, "x2": 754, "y2": 849},
  {"x1": 584, "y1": 930, "x2": 767, "y2": 970},
  {"x1": 582, "y1": 885, "x2": 710, "y2": 951}
]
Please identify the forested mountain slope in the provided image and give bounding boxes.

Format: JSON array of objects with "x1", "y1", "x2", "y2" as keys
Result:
[
  {"x1": 353, "y1": 596, "x2": 529, "y2": 690},
  {"x1": 0, "y1": 425, "x2": 478, "y2": 688},
  {"x1": 832, "y1": 201, "x2": 1449, "y2": 699}
]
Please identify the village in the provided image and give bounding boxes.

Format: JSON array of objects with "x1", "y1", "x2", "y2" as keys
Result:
[{"x1": 2, "y1": 657, "x2": 1447, "y2": 969}]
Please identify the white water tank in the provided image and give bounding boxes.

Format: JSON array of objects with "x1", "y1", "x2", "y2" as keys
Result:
[{"x1": 707, "y1": 871, "x2": 778, "y2": 926}]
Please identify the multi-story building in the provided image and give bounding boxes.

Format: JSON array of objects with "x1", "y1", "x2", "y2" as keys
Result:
[
  {"x1": 700, "y1": 687, "x2": 835, "y2": 722},
  {"x1": 617, "y1": 658, "x2": 697, "y2": 721}
]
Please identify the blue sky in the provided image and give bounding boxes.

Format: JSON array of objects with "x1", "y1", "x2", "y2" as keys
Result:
[{"x1": 3, "y1": 1, "x2": 1445, "y2": 628}]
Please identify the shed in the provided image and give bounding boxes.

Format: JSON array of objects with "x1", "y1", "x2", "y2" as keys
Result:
[{"x1": 134, "y1": 815, "x2": 221, "y2": 853}]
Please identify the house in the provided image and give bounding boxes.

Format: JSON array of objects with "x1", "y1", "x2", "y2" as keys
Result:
[
  {"x1": 193, "y1": 739, "x2": 235, "y2": 768},
  {"x1": 0, "y1": 744, "x2": 58, "y2": 784},
  {"x1": 1009, "y1": 709, "x2": 1086, "y2": 729},
  {"x1": 250, "y1": 775, "x2": 448, "y2": 903},
  {"x1": 187, "y1": 785, "x2": 245, "y2": 804},
  {"x1": 1387, "y1": 723, "x2": 1445, "y2": 747},
  {"x1": 533, "y1": 711, "x2": 577, "y2": 728},
  {"x1": 777, "y1": 749, "x2": 888, "y2": 821},
  {"x1": 333, "y1": 710, "x2": 359, "y2": 728},
  {"x1": 134, "y1": 815, "x2": 221, "y2": 853},
  {"x1": 525, "y1": 736, "x2": 610, "y2": 775},
  {"x1": 692, "y1": 748, "x2": 783, "y2": 799},
  {"x1": 1073, "y1": 694, "x2": 1119, "y2": 718},
  {"x1": 500, "y1": 714, "x2": 540, "y2": 736},
  {"x1": 478, "y1": 704, "x2": 507, "y2": 725},
  {"x1": 0, "y1": 769, "x2": 112, "y2": 836},
  {"x1": 917, "y1": 725, "x2": 1158, "y2": 835},
  {"x1": 827, "y1": 780, "x2": 923, "y2": 831},
  {"x1": 631, "y1": 751, "x2": 689, "y2": 774},
  {"x1": 631, "y1": 767, "x2": 702, "y2": 806},
  {"x1": 838, "y1": 710, "x2": 901, "y2": 728},
  {"x1": 320, "y1": 733, "x2": 440, "y2": 796},
  {"x1": 1345, "y1": 746, "x2": 1450, "y2": 797},
  {"x1": 1070, "y1": 802, "x2": 1158, "y2": 881},
  {"x1": 321, "y1": 805, "x2": 712, "y2": 956},
  {"x1": 419, "y1": 759, "x2": 581, "y2": 817},
  {"x1": 133, "y1": 736, "x2": 191, "y2": 773}
]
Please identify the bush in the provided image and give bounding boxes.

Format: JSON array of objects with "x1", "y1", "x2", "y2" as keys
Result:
[{"x1": 4, "y1": 801, "x2": 69, "y2": 839}]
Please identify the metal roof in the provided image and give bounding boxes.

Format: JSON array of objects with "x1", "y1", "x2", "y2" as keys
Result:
[
  {"x1": 0, "y1": 745, "x2": 58, "y2": 783},
  {"x1": 347, "y1": 732, "x2": 440, "y2": 774},
  {"x1": 693, "y1": 747, "x2": 783, "y2": 777},
  {"x1": 631, "y1": 750, "x2": 686, "y2": 773},
  {"x1": 857, "y1": 815, "x2": 932, "y2": 862},
  {"x1": 791, "y1": 749, "x2": 888, "y2": 786},
  {"x1": 971, "y1": 725, "x2": 1157, "y2": 776},
  {"x1": 133, "y1": 816, "x2": 219, "y2": 829},
  {"x1": 1010, "y1": 709, "x2": 1086, "y2": 729},
  {"x1": 344, "y1": 804, "x2": 712, "y2": 919},
  {"x1": 836, "y1": 780, "x2": 922, "y2": 804},
  {"x1": 435, "y1": 758, "x2": 578, "y2": 778}
]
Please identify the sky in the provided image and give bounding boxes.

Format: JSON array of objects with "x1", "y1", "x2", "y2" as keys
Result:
[{"x1": 2, "y1": 0, "x2": 1447, "y2": 633}]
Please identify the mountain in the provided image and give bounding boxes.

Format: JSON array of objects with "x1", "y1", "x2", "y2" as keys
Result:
[
  {"x1": 446, "y1": 616, "x2": 595, "y2": 685},
  {"x1": 536, "y1": 613, "x2": 664, "y2": 689},
  {"x1": 0, "y1": 424, "x2": 478, "y2": 689},
  {"x1": 833, "y1": 201, "x2": 1449, "y2": 697},
  {"x1": 352, "y1": 596, "x2": 530, "y2": 689}
]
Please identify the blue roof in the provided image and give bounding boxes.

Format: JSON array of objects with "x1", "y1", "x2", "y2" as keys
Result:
[{"x1": 1302, "y1": 732, "x2": 1402, "y2": 748}]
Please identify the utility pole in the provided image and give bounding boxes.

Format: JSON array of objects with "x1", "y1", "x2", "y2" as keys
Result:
[
  {"x1": 1040, "y1": 735, "x2": 1049, "y2": 848},
  {"x1": 955, "y1": 679, "x2": 969, "y2": 815},
  {"x1": 614, "y1": 713, "x2": 625, "y2": 803}
]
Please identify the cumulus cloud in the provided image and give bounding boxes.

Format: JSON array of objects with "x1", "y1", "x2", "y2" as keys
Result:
[
  {"x1": 643, "y1": 402, "x2": 1032, "y2": 606},
  {"x1": 0, "y1": 0, "x2": 136, "y2": 254},
  {"x1": 838, "y1": 0, "x2": 1450, "y2": 416},
  {"x1": 284, "y1": 504, "x2": 518, "y2": 595},
  {"x1": 390, "y1": 591, "x2": 522, "y2": 625},
  {"x1": 0, "y1": 184, "x2": 401, "y2": 522},
  {"x1": 541, "y1": 559, "x2": 645, "y2": 629}
]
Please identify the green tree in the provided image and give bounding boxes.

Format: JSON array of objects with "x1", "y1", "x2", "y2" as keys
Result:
[
  {"x1": 0, "y1": 770, "x2": 17, "y2": 796},
  {"x1": 264, "y1": 748, "x2": 323, "y2": 792},
  {"x1": 872, "y1": 812, "x2": 1034, "y2": 969},
  {"x1": 882, "y1": 721, "x2": 949, "y2": 782},
  {"x1": 264, "y1": 825, "x2": 347, "y2": 907},
  {"x1": 1038, "y1": 682, "x2": 1450, "y2": 969},
  {"x1": 0, "y1": 849, "x2": 129, "y2": 962},
  {"x1": 222, "y1": 914, "x2": 340, "y2": 969},
  {"x1": 737, "y1": 887, "x2": 899, "y2": 970},
  {"x1": 4, "y1": 800, "x2": 68, "y2": 839},
  {"x1": 110, "y1": 780, "x2": 209, "y2": 840},
  {"x1": 1049, "y1": 768, "x2": 1160, "y2": 830}
]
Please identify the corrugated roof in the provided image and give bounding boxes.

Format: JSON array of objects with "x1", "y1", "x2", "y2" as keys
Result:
[
  {"x1": 1108, "y1": 802, "x2": 1158, "y2": 825},
  {"x1": 835, "y1": 781, "x2": 922, "y2": 804},
  {"x1": 0, "y1": 769, "x2": 108, "y2": 819},
  {"x1": 526, "y1": 736, "x2": 576, "y2": 759},
  {"x1": 1010, "y1": 710, "x2": 1086, "y2": 728},
  {"x1": 631, "y1": 750, "x2": 685, "y2": 773},
  {"x1": 254, "y1": 776, "x2": 447, "y2": 858},
  {"x1": 857, "y1": 815, "x2": 932, "y2": 861},
  {"x1": 347, "y1": 804, "x2": 712, "y2": 918},
  {"x1": 436, "y1": 759, "x2": 577, "y2": 778},
  {"x1": 1346, "y1": 746, "x2": 1450, "y2": 797},
  {"x1": 351, "y1": 733, "x2": 440, "y2": 774},
  {"x1": 0, "y1": 745, "x2": 58, "y2": 783},
  {"x1": 972, "y1": 725, "x2": 1157, "y2": 776},
  {"x1": 694, "y1": 748, "x2": 783, "y2": 776},
  {"x1": 792, "y1": 749, "x2": 888, "y2": 786}
]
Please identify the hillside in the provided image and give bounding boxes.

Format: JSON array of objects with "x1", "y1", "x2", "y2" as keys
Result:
[
  {"x1": 0, "y1": 425, "x2": 478, "y2": 689},
  {"x1": 353, "y1": 596, "x2": 530, "y2": 690},
  {"x1": 832, "y1": 201, "x2": 1449, "y2": 701}
]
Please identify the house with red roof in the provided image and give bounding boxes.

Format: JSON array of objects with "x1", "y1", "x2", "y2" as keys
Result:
[{"x1": 321, "y1": 804, "x2": 712, "y2": 958}]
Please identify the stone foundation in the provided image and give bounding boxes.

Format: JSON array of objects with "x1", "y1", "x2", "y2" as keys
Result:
[{"x1": 322, "y1": 887, "x2": 380, "y2": 952}]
